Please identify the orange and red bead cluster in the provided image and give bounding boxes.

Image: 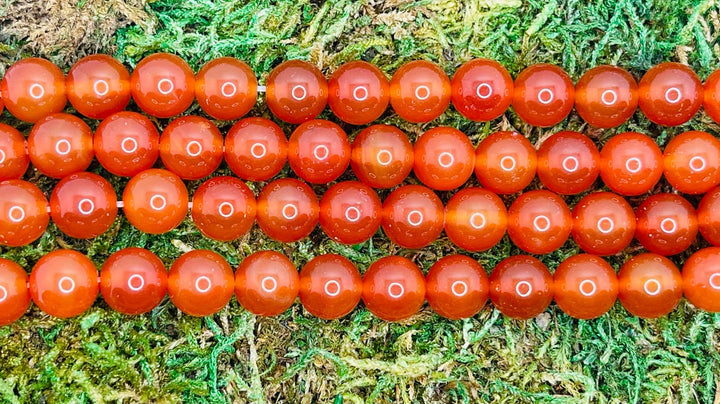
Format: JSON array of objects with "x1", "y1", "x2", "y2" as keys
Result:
[{"x1": 0, "y1": 54, "x2": 719, "y2": 325}]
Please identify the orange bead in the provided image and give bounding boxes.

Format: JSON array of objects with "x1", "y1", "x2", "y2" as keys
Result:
[
  {"x1": 444, "y1": 187, "x2": 507, "y2": 252},
  {"x1": 265, "y1": 60, "x2": 328, "y2": 124},
  {"x1": 703, "y1": 68, "x2": 720, "y2": 123},
  {"x1": 350, "y1": 125, "x2": 414, "y2": 189},
  {"x1": 413, "y1": 127, "x2": 475, "y2": 191},
  {"x1": 512, "y1": 64, "x2": 574, "y2": 127},
  {"x1": 474, "y1": 131, "x2": 537, "y2": 194},
  {"x1": 682, "y1": 247, "x2": 720, "y2": 312},
  {"x1": 0, "y1": 123, "x2": 29, "y2": 180},
  {"x1": 381, "y1": 185, "x2": 444, "y2": 249},
  {"x1": 0, "y1": 180, "x2": 49, "y2": 246},
  {"x1": 235, "y1": 250, "x2": 299, "y2": 316},
  {"x1": 361, "y1": 256, "x2": 425, "y2": 322},
  {"x1": 571, "y1": 192, "x2": 636, "y2": 256},
  {"x1": 159, "y1": 116, "x2": 224, "y2": 180},
  {"x1": 66, "y1": 54, "x2": 131, "y2": 119},
  {"x1": 0, "y1": 258, "x2": 31, "y2": 326},
  {"x1": 195, "y1": 57, "x2": 257, "y2": 120},
  {"x1": 599, "y1": 132, "x2": 663, "y2": 196},
  {"x1": 29, "y1": 250, "x2": 99, "y2": 318},
  {"x1": 638, "y1": 62, "x2": 702, "y2": 126},
  {"x1": 574, "y1": 65, "x2": 638, "y2": 128},
  {"x1": 100, "y1": 248, "x2": 167, "y2": 315},
  {"x1": 663, "y1": 131, "x2": 720, "y2": 194},
  {"x1": 537, "y1": 131, "x2": 600, "y2": 195},
  {"x1": 0, "y1": 58, "x2": 66, "y2": 123},
  {"x1": 168, "y1": 250, "x2": 234, "y2": 317},
  {"x1": 553, "y1": 254, "x2": 618, "y2": 319},
  {"x1": 425, "y1": 255, "x2": 489, "y2": 319},
  {"x1": 256, "y1": 178, "x2": 319, "y2": 243},
  {"x1": 224, "y1": 117, "x2": 288, "y2": 182},
  {"x1": 617, "y1": 253, "x2": 682, "y2": 318},
  {"x1": 28, "y1": 113, "x2": 94, "y2": 179},
  {"x1": 287, "y1": 120, "x2": 350, "y2": 184},
  {"x1": 130, "y1": 53, "x2": 195, "y2": 118},
  {"x1": 389, "y1": 60, "x2": 451, "y2": 123},
  {"x1": 451, "y1": 58, "x2": 513, "y2": 121},
  {"x1": 507, "y1": 190, "x2": 571, "y2": 255},
  {"x1": 328, "y1": 61, "x2": 389, "y2": 125},
  {"x1": 50, "y1": 172, "x2": 118, "y2": 239},
  {"x1": 635, "y1": 193, "x2": 698, "y2": 256},
  {"x1": 298, "y1": 254, "x2": 362, "y2": 320},
  {"x1": 122, "y1": 169, "x2": 189, "y2": 234},
  {"x1": 489, "y1": 255, "x2": 553, "y2": 320},
  {"x1": 698, "y1": 186, "x2": 720, "y2": 246},
  {"x1": 94, "y1": 111, "x2": 160, "y2": 177},
  {"x1": 319, "y1": 181, "x2": 381, "y2": 245},
  {"x1": 191, "y1": 176, "x2": 256, "y2": 241}
]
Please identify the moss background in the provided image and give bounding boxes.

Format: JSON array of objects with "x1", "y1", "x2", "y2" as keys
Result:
[{"x1": 1, "y1": 0, "x2": 720, "y2": 402}]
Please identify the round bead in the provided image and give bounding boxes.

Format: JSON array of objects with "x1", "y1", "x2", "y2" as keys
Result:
[
  {"x1": 122, "y1": 169, "x2": 189, "y2": 234},
  {"x1": 451, "y1": 58, "x2": 513, "y2": 121},
  {"x1": 635, "y1": 193, "x2": 698, "y2": 256},
  {"x1": 389, "y1": 60, "x2": 451, "y2": 123},
  {"x1": 682, "y1": 247, "x2": 720, "y2": 312},
  {"x1": 350, "y1": 125, "x2": 414, "y2": 189},
  {"x1": 599, "y1": 132, "x2": 663, "y2": 196},
  {"x1": 328, "y1": 61, "x2": 389, "y2": 125},
  {"x1": 574, "y1": 65, "x2": 638, "y2": 128},
  {"x1": 0, "y1": 259, "x2": 30, "y2": 326},
  {"x1": 235, "y1": 250, "x2": 299, "y2": 316},
  {"x1": 507, "y1": 190, "x2": 572, "y2": 255},
  {"x1": 50, "y1": 172, "x2": 118, "y2": 239},
  {"x1": 94, "y1": 111, "x2": 160, "y2": 177},
  {"x1": 168, "y1": 250, "x2": 234, "y2": 317},
  {"x1": 703, "y1": 68, "x2": 720, "y2": 123},
  {"x1": 191, "y1": 176, "x2": 256, "y2": 241},
  {"x1": 489, "y1": 255, "x2": 553, "y2": 320},
  {"x1": 474, "y1": 131, "x2": 537, "y2": 194},
  {"x1": 224, "y1": 117, "x2": 287, "y2": 182},
  {"x1": 287, "y1": 120, "x2": 351, "y2": 184},
  {"x1": 29, "y1": 250, "x2": 98, "y2": 318},
  {"x1": 0, "y1": 58, "x2": 66, "y2": 123},
  {"x1": 425, "y1": 255, "x2": 489, "y2": 319},
  {"x1": 617, "y1": 253, "x2": 682, "y2": 318},
  {"x1": 537, "y1": 131, "x2": 600, "y2": 195},
  {"x1": 0, "y1": 123, "x2": 29, "y2": 180},
  {"x1": 444, "y1": 187, "x2": 507, "y2": 252},
  {"x1": 130, "y1": 53, "x2": 195, "y2": 118},
  {"x1": 698, "y1": 186, "x2": 720, "y2": 246},
  {"x1": 381, "y1": 185, "x2": 444, "y2": 249},
  {"x1": 413, "y1": 127, "x2": 475, "y2": 191},
  {"x1": 0, "y1": 180, "x2": 49, "y2": 246},
  {"x1": 66, "y1": 54, "x2": 131, "y2": 119},
  {"x1": 265, "y1": 60, "x2": 328, "y2": 124},
  {"x1": 663, "y1": 131, "x2": 720, "y2": 194},
  {"x1": 195, "y1": 57, "x2": 257, "y2": 120},
  {"x1": 298, "y1": 254, "x2": 362, "y2": 320},
  {"x1": 512, "y1": 64, "x2": 574, "y2": 127},
  {"x1": 571, "y1": 192, "x2": 636, "y2": 256},
  {"x1": 28, "y1": 113, "x2": 94, "y2": 179},
  {"x1": 256, "y1": 178, "x2": 319, "y2": 243},
  {"x1": 553, "y1": 254, "x2": 618, "y2": 319},
  {"x1": 159, "y1": 116, "x2": 224, "y2": 180},
  {"x1": 319, "y1": 181, "x2": 381, "y2": 245},
  {"x1": 100, "y1": 248, "x2": 167, "y2": 315},
  {"x1": 638, "y1": 62, "x2": 702, "y2": 126},
  {"x1": 361, "y1": 256, "x2": 425, "y2": 322}
]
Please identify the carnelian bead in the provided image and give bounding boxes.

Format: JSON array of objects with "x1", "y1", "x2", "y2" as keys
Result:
[
  {"x1": 66, "y1": 54, "x2": 131, "y2": 119},
  {"x1": 537, "y1": 131, "x2": 600, "y2": 195},
  {"x1": 617, "y1": 253, "x2": 682, "y2": 318},
  {"x1": 599, "y1": 132, "x2": 663, "y2": 196},
  {"x1": 159, "y1": 116, "x2": 224, "y2": 180},
  {"x1": 512, "y1": 64, "x2": 574, "y2": 127},
  {"x1": 94, "y1": 111, "x2": 160, "y2": 177},
  {"x1": 635, "y1": 193, "x2": 698, "y2": 256},
  {"x1": 235, "y1": 250, "x2": 299, "y2": 316},
  {"x1": 451, "y1": 58, "x2": 513, "y2": 122},
  {"x1": 50, "y1": 172, "x2": 118, "y2": 239},
  {"x1": 425, "y1": 255, "x2": 489, "y2": 319},
  {"x1": 574, "y1": 65, "x2": 638, "y2": 128},
  {"x1": 0, "y1": 180, "x2": 49, "y2": 246},
  {"x1": 663, "y1": 131, "x2": 720, "y2": 194},
  {"x1": 381, "y1": 185, "x2": 444, "y2": 249},
  {"x1": 389, "y1": 60, "x2": 451, "y2": 123},
  {"x1": 99, "y1": 248, "x2": 167, "y2": 315},
  {"x1": 328, "y1": 61, "x2": 389, "y2": 125},
  {"x1": 29, "y1": 250, "x2": 98, "y2": 318},
  {"x1": 507, "y1": 190, "x2": 571, "y2": 255},
  {"x1": 256, "y1": 178, "x2": 319, "y2": 243},
  {"x1": 319, "y1": 181, "x2": 381, "y2": 245},
  {"x1": 168, "y1": 250, "x2": 234, "y2": 317},
  {"x1": 572, "y1": 192, "x2": 636, "y2": 256},
  {"x1": 130, "y1": 53, "x2": 195, "y2": 118},
  {"x1": 413, "y1": 127, "x2": 475, "y2": 191},
  {"x1": 350, "y1": 125, "x2": 414, "y2": 189},
  {"x1": 703, "y1": 68, "x2": 720, "y2": 123},
  {"x1": 0, "y1": 58, "x2": 66, "y2": 123},
  {"x1": 361, "y1": 256, "x2": 425, "y2": 322},
  {"x1": 191, "y1": 176, "x2": 256, "y2": 241},
  {"x1": 265, "y1": 60, "x2": 328, "y2": 124},
  {"x1": 553, "y1": 254, "x2": 618, "y2": 319},
  {"x1": 444, "y1": 188, "x2": 507, "y2": 252},
  {"x1": 28, "y1": 113, "x2": 94, "y2": 179},
  {"x1": 0, "y1": 259, "x2": 30, "y2": 325},
  {"x1": 682, "y1": 247, "x2": 720, "y2": 312},
  {"x1": 474, "y1": 131, "x2": 536, "y2": 194},
  {"x1": 489, "y1": 255, "x2": 553, "y2": 320},
  {"x1": 0, "y1": 123, "x2": 29, "y2": 180},
  {"x1": 122, "y1": 169, "x2": 189, "y2": 234},
  {"x1": 298, "y1": 254, "x2": 362, "y2": 320},
  {"x1": 638, "y1": 62, "x2": 702, "y2": 126},
  {"x1": 287, "y1": 120, "x2": 350, "y2": 184},
  {"x1": 224, "y1": 117, "x2": 287, "y2": 182},
  {"x1": 195, "y1": 57, "x2": 258, "y2": 120},
  {"x1": 698, "y1": 186, "x2": 720, "y2": 246}
]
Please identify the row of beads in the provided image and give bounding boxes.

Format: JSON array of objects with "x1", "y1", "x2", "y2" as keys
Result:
[{"x1": 1, "y1": 54, "x2": 718, "y2": 128}]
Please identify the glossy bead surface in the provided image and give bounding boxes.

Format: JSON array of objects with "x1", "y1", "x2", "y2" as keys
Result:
[
  {"x1": 0, "y1": 58, "x2": 66, "y2": 122},
  {"x1": 0, "y1": 124, "x2": 29, "y2": 180},
  {"x1": 413, "y1": 127, "x2": 475, "y2": 191},
  {"x1": 168, "y1": 250, "x2": 234, "y2": 317},
  {"x1": 235, "y1": 251, "x2": 299, "y2": 316},
  {"x1": 537, "y1": 131, "x2": 600, "y2": 195},
  {"x1": 451, "y1": 58, "x2": 513, "y2": 121},
  {"x1": 663, "y1": 131, "x2": 720, "y2": 194},
  {"x1": 425, "y1": 255, "x2": 489, "y2": 319},
  {"x1": 319, "y1": 181, "x2": 381, "y2": 245},
  {"x1": 599, "y1": 132, "x2": 663, "y2": 196},
  {"x1": 635, "y1": 193, "x2": 698, "y2": 256},
  {"x1": 29, "y1": 250, "x2": 98, "y2": 318},
  {"x1": 361, "y1": 256, "x2": 425, "y2": 322},
  {"x1": 159, "y1": 116, "x2": 224, "y2": 180},
  {"x1": 224, "y1": 117, "x2": 287, "y2": 182},
  {"x1": 389, "y1": 60, "x2": 451, "y2": 123},
  {"x1": 287, "y1": 120, "x2": 350, "y2": 184},
  {"x1": 0, "y1": 259, "x2": 30, "y2": 326},
  {"x1": 617, "y1": 253, "x2": 682, "y2": 318},
  {"x1": 703, "y1": 68, "x2": 720, "y2": 123},
  {"x1": 328, "y1": 61, "x2": 389, "y2": 125},
  {"x1": 474, "y1": 131, "x2": 537, "y2": 194},
  {"x1": 350, "y1": 125, "x2": 413, "y2": 189},
  {"x1": 572, "y1": 192, "x2": 636, "y2": 256},
  {"x1": 28, "y1": 113, "x2": 94, "y2": 178},
  {"x1": 94, "y1": 111, "x2": 160, "y2": 177},
  {"x1": 444, "y1": 187, "x2": 507, "y2": 252},
  {"x1": 66, "y1": 54, "x2": 131, "y2": 119},
  {"x1": 489, "y1": 255, "x2": 553, "y2": 320},
  {"x1": 638, "y1": 62, "x2": 702, "y2": 126},
  {"x1": 130, "y1": 53, "x2": 195, "y2": 118},
  {"x1": 698, "y1": 186, "x2": 720, "y2": 246},
  {"x1": 682, "y1": 247, "x2": 720, "y2": 312},
  {"x1": 381, "y1": 185, "x2": 444, "y2": 249},
  {"x1": 100, "y1": 248, "x2": 167, "y2": 315},
  {"x1": 265, "y1": 60, "x2": 328, "y2": 124},
  {"x1": 574, "y1": 65, "x2": 638, "y2": 128},
  {"x1": 191, "y1": 176, "x2": 256, "y2": 241},
  {"x1": 50, "y1": 172, "x2": 118, "y2": 239},
  {"x1": 0, "y1": 180, "x2": 49, "y2": 246},
  {"x1": 298, "y1": 254, "x2": 362, "y2": 319},
  {"x1": 553, "y1": 254, "x2": 618, "y2": 319},
  {"x1": 256, "y1": 178, "x2": 319, "y2": 243},
  {"x1": 122, "y1": 169, "x2": 189, "y2": 234},
  {"x1": 507, "y1": 190, "x2": 571, "y2": 255},
  {"x1": 195, "y1": 57, "x2": 257, "y2": 120},
  {"x1": 512, "y1": 64, "x2": 574, "y2": 127}
]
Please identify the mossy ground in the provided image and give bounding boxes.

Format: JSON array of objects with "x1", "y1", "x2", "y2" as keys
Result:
[{"x1": 1, "y1": 0, "x2": 720, "y2": 402}]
